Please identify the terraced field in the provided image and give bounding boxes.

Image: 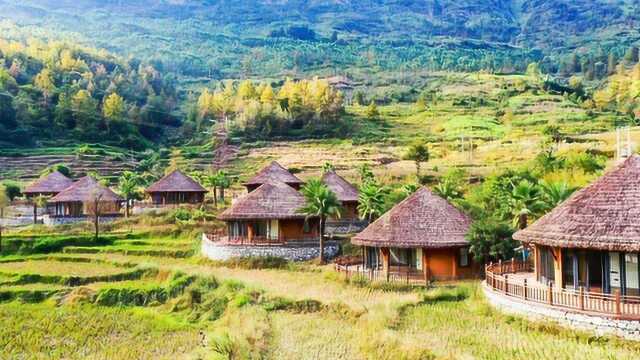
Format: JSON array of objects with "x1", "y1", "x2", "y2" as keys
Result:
[{"x1": 1, "y1": 228, "x2": 640, "y2": 359}]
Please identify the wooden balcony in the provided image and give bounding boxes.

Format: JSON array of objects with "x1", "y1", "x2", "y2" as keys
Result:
[
  {"x1": 485, "y1": 259, "x2": 640, "y2": 320},
  {"x1": 204, "y1": 231, "x2": 318, "y2": 246}
]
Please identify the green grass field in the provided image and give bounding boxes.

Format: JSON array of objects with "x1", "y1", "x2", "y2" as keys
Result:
[{"x1": 1, "y1": 225, "x2": 640, "y2": 359}]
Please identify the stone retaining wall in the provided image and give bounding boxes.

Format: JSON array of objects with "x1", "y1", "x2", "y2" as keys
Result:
[
  {"x1": 483, "y1": 282, "x2": 640, "y2": 340},
  {"x1": 43, "y1": 215, "x2": 121, "y2": 226},
  {"x1": 201, "y1": 234, "x2": 339, "y2": 262}
]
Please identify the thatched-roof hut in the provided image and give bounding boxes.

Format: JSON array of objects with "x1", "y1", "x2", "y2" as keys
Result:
[
  {"x1": 514, "y1": 155, "x2": 640, "y2": 294},
  {"x1": 23, "y1": 171, "x2": 74, "y2": 198},
  {"x1": 321, "y1": 170, "x2": 359, "y2": 219},
  {"x1": 218, "y1": 181, "x2": 318, "y2": 244},
  {"x1": 146, "y1": 170, "x2": 207, "y2": 205},
  {"x1": 49, "y1": 176, "x2": 123, "y2": 218},
  {"x1": 352, "y1": 187, "x2": 478, "y2": 281},
  {"x1": 244, "y1": 161, "x2": 304, "y2": 192}
]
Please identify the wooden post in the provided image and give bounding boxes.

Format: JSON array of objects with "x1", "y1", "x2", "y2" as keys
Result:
[
  {"x1": 615, "y1": 289, "x2": 621, "y2": 316},
  {"x1": 346, "y1": 265, "x2": 350, "y2": 281},
  {"x1": 523, "y1": 279, "x2": 528, "y2": 300},
  {"x1": 511, "y1": 257, "x2": 515, "y2": 273},
  {"x1": 451, "y1": 250, "x2": 458, "y2": 280},
  {"x1": 547, "y1": 283, "x2": 553, "y2": 305},
  {"x1": 578, "y1": 286, "x2": 585, "y2": 311},
  {"x1": 504, "y1": 274, "x2": 509, "y2": 294},
  {"x1": 381, "y1": 248, "x2": 390, "y2": 282},
  {"x1": 498, "y1": 259, "x2": 502, "y2": 274},
  {"x1": 488, "y1": 261, "x2": 493, "y2": 288},
  {"x1": 423, "y1": 249, "x2": 430, "y2": 287}
]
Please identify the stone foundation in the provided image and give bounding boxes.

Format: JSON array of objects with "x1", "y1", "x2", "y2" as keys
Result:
[
  {"x1": 43, "y1": 215, "x2": 121, "y2": 226},
  {"x1": 201, "y1": 234, "x2": 339, "y2": 262},
  {"x1": 483, "y1": 282, "x2": 640, "y2": 340}
]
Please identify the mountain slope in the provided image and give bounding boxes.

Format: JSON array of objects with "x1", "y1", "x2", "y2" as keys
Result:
[{"x1": 0, "y1": 0, "x2": 637, "y2": 80}]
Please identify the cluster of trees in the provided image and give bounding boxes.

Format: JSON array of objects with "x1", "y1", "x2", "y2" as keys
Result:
[
  {"x1": 0, "y1": 39, "x2": 178, "y2": 148},
  {"x1": 194, "y1": 78, "x2": 345, "y2": 139},
  {"x1": 553, "y1": 46, "x2": 639, "y2": 80},
  {"x1": 592, "y1": 63, "x2": 640, "y2": 119}
]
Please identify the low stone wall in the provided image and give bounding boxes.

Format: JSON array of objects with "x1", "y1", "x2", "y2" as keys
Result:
[
  {"x1": 201, "y1": 234, "x2": 340, "y2": 262},
  {"x1": 482, "y1": 282, "x2": 640, "y2": 340},
  {"x1": 43, "y1": 215, "x2": 121, "y2": 226}
]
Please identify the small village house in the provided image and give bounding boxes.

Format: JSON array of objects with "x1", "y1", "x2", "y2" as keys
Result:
[
  {"x1": 22, "y1": 170, "x2": 75, "y2": 219},
  {"x1": 217, "y1": 181, "x2": 319, "y2": 244},
  {"x1": 22, "y1": 171, "x2": 74, "y2": 199},
  {"x1": 48, "y1": 176, "x2": 123, "y2": 219},
  {"x1": 321, "y1": 170, "x2": 359, "y2": 219},
  {"x1": 145, "y1": 170, "x2": 208, "y2": 205},
  {"x1": 514, "y1": 155, "x2": 640, "y2": 295},
  {"x1": 243, "y1": 161, "x2": 304, "y2": 193},
  {"x1": 351, "y1": 187, "x2": 479, "y2": 282}
]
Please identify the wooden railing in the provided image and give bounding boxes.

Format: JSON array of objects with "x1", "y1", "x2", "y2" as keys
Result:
[
  {"x1": 204, "y1": 232, "x2": 319, "y2": 246},
  {"x1": 485, "y1": 259, "x2": 640, "y2": 320},
  {"x1": 335, "y1": 264, "x2": 428, "y2": 286}
]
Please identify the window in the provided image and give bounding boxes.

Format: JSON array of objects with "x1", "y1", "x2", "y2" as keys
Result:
[
  {"x1": 459, "y1": 247, "x2": 470, "y2": 267},
  {"x1": 303, "y1": 219, "x2": 311, "y2": 234},
  {"x1": 390, "y1": 248, "x2": 417, "y2": 268}
]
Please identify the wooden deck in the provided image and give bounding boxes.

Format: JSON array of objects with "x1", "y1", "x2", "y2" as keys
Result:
[
  {"x1": 335, "y1": 264, "x2": 428, "y2": 286},
  {"x1": 486, "y1": 260, "x2": 640, "y2": 320}
]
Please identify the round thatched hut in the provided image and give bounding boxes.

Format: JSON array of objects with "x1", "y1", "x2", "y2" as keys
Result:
[
  {"x1": 218, "y1": 181, "x2": 319, "y2": 244},
  {"x1": 145, "y1": 170, "x2": 207, "y2": 205},
  {"x1": 352, "y1": 187, "x2": 479, "y2": 281},
  {"x1": 514, "y1": 155, "x2": 640, "y2": 295},
  {"x1": 243, "y1": 161, "x2": 304, "y2": 193}
]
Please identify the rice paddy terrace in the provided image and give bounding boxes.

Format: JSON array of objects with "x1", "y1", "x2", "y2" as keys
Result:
[{"x1": 2, "y1": 227, "x2": 640, "y2": 359}]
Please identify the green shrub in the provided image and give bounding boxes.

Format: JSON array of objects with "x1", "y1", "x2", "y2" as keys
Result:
[
  {"x1": 2, "y1": 181, "x2": 21, "y2": 201},
  {"x1": 95, "y1": 286, "x2": 168, "y2": 306},
  {"x1": 208, "y1": 256, "x2": 290, "y2": 270}
]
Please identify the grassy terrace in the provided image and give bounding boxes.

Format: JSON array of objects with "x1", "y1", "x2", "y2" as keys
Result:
[
  {"x1": 0, "y1": 259, "x2": 125, "y2": 277},
  {"x1": 1, "y1": 226, "x2": 640, "y2": 359}
]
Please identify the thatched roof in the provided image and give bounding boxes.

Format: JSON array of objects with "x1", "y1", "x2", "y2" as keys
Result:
[
  {"x1": 49, "y1": 176, "x2": 123, "y2": 203},
  {"x1": 352, "y1": 187, "x2": 471, "y2": 248},
  {"x1": 322, "y1": 171, "x2": 358, "y2": 202},
  {"x1": 244, "y1": 161, "x2": 304, "y2": 187},
  {"x1": 219, "y1": 181, "x2": 310, "y2": 220},
  {"x1": 23, "y1": 171, "x2": 74, "y2": 195},
  {"x1": 514, "y1": 155, "x2": 640, "y2": 251},
  {"x1": 146, "y1": 170, "x2": 207, "y2": 193}
]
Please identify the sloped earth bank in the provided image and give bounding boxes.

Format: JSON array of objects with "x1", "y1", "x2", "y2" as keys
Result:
[{"x1": 2, "y1": 248, "x2": 640, "y2": 359}]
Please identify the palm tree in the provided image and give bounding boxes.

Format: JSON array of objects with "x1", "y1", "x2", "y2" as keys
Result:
[
  {"x1": 401, "y1": 183, "x2": 419, "y2": 197},
  {"x1": 540, "y1": 180, "x2": 577, "y2": 209},
  {"x1": 299, "y1": 179, "x2": 342, "y2": 264},
  {"x1": 32, "y1": 195, "x2": 48, "y2": 224},
  {"x1": 215, "y1": 170, "x2": 231, "y2": 204},
  {"x1": 508, "y1": 180, "x2": 546, "y2": 230},
  {"x1": 358, "y1": 182, "x2": 389, "y2": 223},
  {"x1": 433, "y1": 179, "x2": 462, "y2": 201},
  {"x1": 357, "y1": 164, "x2": 375, "y2": 185},
  {"x1": 118, "y1": 171, "x2": 140, "y2": 218},
  {"x1": 404, "y1": 141, "x2": 430, "y2": 180},
  {"x1": 204, "y1": 171, "x2": 218, "y2": 206},
  {"x1": 322, "y1": 162, "x2": 335, "y2": 174}
]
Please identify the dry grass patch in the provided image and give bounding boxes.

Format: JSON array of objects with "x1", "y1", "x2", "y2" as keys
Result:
[{"x1": 0, "y1": 303, "x2": 201, "y2": 359}]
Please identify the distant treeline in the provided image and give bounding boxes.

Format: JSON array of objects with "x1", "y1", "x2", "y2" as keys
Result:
[{"x1": 0, "y1": 39, "x2": 179, "y2": 148}]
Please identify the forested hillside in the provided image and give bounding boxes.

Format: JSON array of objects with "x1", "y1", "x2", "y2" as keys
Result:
[
  {"x1": 0, "y1": 39, "x2": 179, "y2": 147},
  {"x1": 0, "y1": 0, "x2": 638, "y2": 81}
]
